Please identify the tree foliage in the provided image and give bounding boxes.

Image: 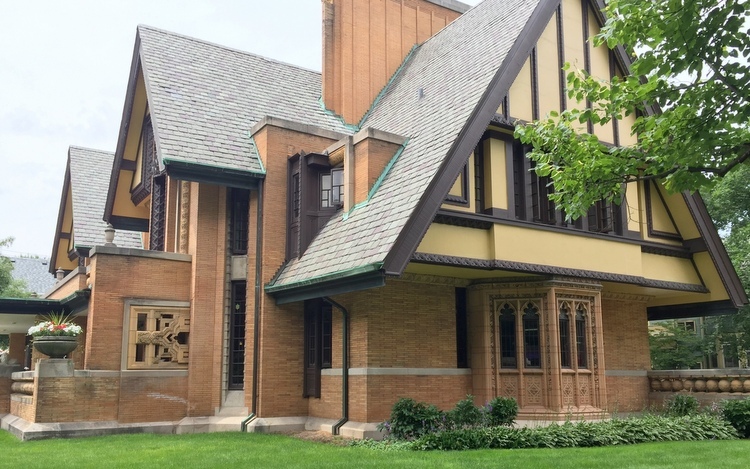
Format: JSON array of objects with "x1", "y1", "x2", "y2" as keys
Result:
[
  {"x1": 515, "y1": 0, "x2": 750, "y2": 219},
  {"x1": 0, "y1": 237, "x2": 32, "y2": 298},
  {"x1": 649, "y1": 322, "x2": 705, "y2": 370}
]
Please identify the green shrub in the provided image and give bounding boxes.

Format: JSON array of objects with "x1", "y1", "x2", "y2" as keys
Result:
[
  {"x1": 413, "y1": 414, "x2": 737, "y2": 451},
  {"x1": 664, "y1": 393, "x2": 699, "y2": 417},
  {"x1": 722, "y1": 398, "x2": 750, "y2": 438},
  {"x1": 447, "y1": 395, "x2": 483, "y2": 429},
  {"x1": 485, "y1": 396, "x2": 518, "y2": 427},
  {"x1": 385, "y1": 398, "x2": 444, "y2": 440}
]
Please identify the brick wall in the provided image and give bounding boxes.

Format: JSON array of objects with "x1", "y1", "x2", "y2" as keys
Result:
[
  {"x1": 601, "y1": 295, "x2": 651, "y2": 412},
  {"x1": 117, "y1": 374, "x2": 188, "y2": 423},
  {"x1": 353, "y1": 137, "x2": 401, "y2": 205},
  {"x1": 86, "y1": 252, "x2": 192, "y2": 371}
]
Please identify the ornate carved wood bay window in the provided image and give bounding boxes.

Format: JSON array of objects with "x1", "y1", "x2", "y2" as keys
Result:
[
  {"x1": 478, "y1": 280, "x2": 605, "y2": 417},
  {"x1": 126, "y1": 305, "x2": 190, "y2": 369}
]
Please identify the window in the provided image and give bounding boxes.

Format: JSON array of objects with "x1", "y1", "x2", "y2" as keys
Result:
[
  {"x1": 575, "y1": 304, "x2": 588, "y2": 369},
  {"x1": 499, "y1": 303, "x2": 517, "y2": 368},
  {"x1": 127, "y1": 305, "x2": 190, "y2": 369},
  {"x1": 559, "y1": 303, "x2": 572, "y2": 368},
  {"x1": 228, "y1": 282, "x2": 246, "y2": 389},
  {"x1": 456, "y1": 288, "x2": 469, "y2": 368},
  {"x1": 321, "y1": 168, "x2": 343, "y2": 208},
  {"x1": 522, "y1": 302, "x2": 541, "y2": 368},
  {"x1": 303, "y1": 298, "x2": 332, "y2": 398},
  {"x1": 230, "y1": 189, "x2": 250, "y2": 254}
]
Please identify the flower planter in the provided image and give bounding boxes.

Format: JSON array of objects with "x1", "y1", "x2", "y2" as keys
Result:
[{"x1": 33, "y1": 336, "x2": 79, "y2": 359}]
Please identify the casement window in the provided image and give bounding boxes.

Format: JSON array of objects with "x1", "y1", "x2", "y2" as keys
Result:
[
  {"x1": 320, "y1": 168, "x2": 344, "y2": 209},
  {"x1": 575, "y1": 304, "x2": 588, "y2": 369},
  {"x1": 126, "y1": 305, "x2": 190, "y2": 369},
  {"x1": 303, "y1": 298, "x2": 332, "y2": 398},
  {"x1": 558, "y1": 301, "x2": 590, "y2": 370},
  {"x1": 497, "y1": 300, "x2": 542, "y2": 369},
  {"x1": 230, "y1": 189, "x2": 250, "y2": 255},
  {"x1": 456, "y1": 287, "x2": 469, "y2": 369},
  {"x1": 131, "y1": 116, "x2": 158, "y2": 206},
  {"x1": 559, "y1": 305, "x2": 572, "y2": 368},
  {"x1": 228, "y1": 282, "x2": 246, "y2": 390}
]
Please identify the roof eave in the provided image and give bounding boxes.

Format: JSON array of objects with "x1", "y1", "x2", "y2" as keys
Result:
[
  {"x1": 104, "y1": 28, "x2": 143, "y2": 224},
  {"x1": 266, "y1": 264, "x2": 385, "y2": 305},
  {"x1": 163, "y1": 159, "x2": 265, "y2": 189},
  {"x1": 49, "y1": 154, "x2": 72, "y2": 274}
]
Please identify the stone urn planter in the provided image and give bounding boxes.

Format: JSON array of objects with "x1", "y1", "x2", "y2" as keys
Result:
[{"x1": 33, "y1": 336, "x2": 79, "y2": 359}]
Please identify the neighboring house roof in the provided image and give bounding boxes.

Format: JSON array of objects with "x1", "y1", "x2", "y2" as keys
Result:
[
  {"x1": 8, "y1": 257, "x2": 55, "y2": 296},
  {"x1": 69, "y1": 147, "x2": 143, "y2": 250},
  {"x1": 269, "y1": 0, "x2": 549, "y2": 295}
]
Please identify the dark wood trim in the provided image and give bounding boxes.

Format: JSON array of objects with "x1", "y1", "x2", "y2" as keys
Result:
[
  {"x1": 581, "y1": 0, "x2": 594, "y2": 135},
  {"x1": 483, "y1": 208, "x2": 510, "y2": 219},
  {"x1": 556, "y1": 3, "x2": 567, "y2": 112},
  {"x1": 105, "y1": 35, "x2": 143, "y2": 223},
  {"x1": 648, "y1": 300, "x2": 739, "y2": 321},
  {"x1": 530, "y1": 47, "x2": 539, "y2": 121},
  {"x1": 443, "y1": 164, "x2": 470, "y2": 207},
  {"x1": 120, "y1": 159, "x2": 137, "y2": 172},
  {"x1": 50, "y1": 159, "x2": 72, "y2": 273},
  {"x1": 683, "y1": 237, "x2": 708, "y2": 253},
  {"x1": 109, "y1": 215, "x2": 149, "y2": 232},
  {"x1": 503, "y1": 95, "x2": 510, "y2": 119},
  {"x1": 644, "y1": 181, "x2": 682, "y2": 241},
  {"x1": 58, "y1": 232, "x2": 71, "y2": 240},
  {"x1": 641, "y1": 244, "x2": 692, "y2": 259},
  {"x1": 504, "y1": 139, "x2": 516, "y2": 219},
  {"x1": 609, "y1": 49, "x2": 620, "y2": 146},
  {"x1": 411, "y1": 251, "x2": 708, "y2": 293},
  {"x1": 491, "y1": 113, "x2": 515, "y2": 129},
  {"x1": 683, "y1": 192, "x2": 749, "y2": 307},
  {"x1": 434, "y1": 208, "x2": 688, "y2": 256}
]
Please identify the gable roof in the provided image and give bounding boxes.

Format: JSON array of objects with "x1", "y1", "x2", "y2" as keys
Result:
[
  {"x1": 268, "y1": 0, "x2": 552, "y2": 300},
  {"x1": 51, "y1": 146, "x2": 143, "y2": 270},
  {"x1": 105, "y1": 25, "x2": 354, "y2": 216}
]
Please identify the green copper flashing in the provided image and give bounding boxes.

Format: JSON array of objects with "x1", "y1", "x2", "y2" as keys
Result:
[
  {"x1": 342, "y1": 139, "x2": 409, "y2": 221},
  {"x1": 248, "y1": 136, "x2": 266, "y2": 174},
  {"x1": 317, "y1": 97, "x2": 360, "y2": 133},
  {"x1": 265, "y1": 262, "x2": 383, "y2": 293},
  {"x1": 358, "y1": 45, "x2": 418, "y2": 129}
]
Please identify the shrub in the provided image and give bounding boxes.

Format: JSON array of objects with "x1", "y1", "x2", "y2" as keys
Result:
[
  {"x1": 413, "y1": 414, "x2": 737, "y2": 451},
  {"x1": 447, "y1": 395, "x2": 483, "y2": 429},
  {"x1": 664, "y1": 393, "x2": 699, "y2": 417},
  {"x1": 722, "y1": 398, "x2": 750, "y2": 438},
  {"x1": 385, "y1": 398, "x2": 444, "y2": 440},
  {"x1": 485, "y1": 396, "x2": 518, "y2": 427}
]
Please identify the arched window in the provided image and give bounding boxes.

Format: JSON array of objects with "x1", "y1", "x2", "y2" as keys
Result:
[
  {"x1": 575, "y1": 303, "x2": 588, "y2": 369},
  {"x1": 499, "y1": 303, "x2": 517, "y2": 368},
  {"x1": 522, "y1": 302, "x2": 541, "y2": 368},
  {"x1": 559, "y1": 302, "x2": 572, "y2": 368}
]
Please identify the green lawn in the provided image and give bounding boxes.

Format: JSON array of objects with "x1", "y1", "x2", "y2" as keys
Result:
[{"x1": 1, "y1": 431, "x2": 749, "y2": 468}]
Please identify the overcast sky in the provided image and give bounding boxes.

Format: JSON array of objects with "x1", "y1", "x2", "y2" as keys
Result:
[{"x1": 0, "y1": 0, "x2": 480, "y2": 258}]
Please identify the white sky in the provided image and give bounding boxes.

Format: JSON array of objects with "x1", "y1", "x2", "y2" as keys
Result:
[{"x1": 0, "y1": 0, "x2": 481, "y2": 258}]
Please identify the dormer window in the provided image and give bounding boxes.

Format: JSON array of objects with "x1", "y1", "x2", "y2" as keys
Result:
[{"x1": 321, "y1": 168, "x2": 344, "y2": 208}]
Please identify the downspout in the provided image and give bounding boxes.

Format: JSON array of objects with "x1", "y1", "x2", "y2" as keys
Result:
[
  {"x1": 242, "y1": 180, "x2": 264, "y2": 432},
  {"x1": 323, "y1": 296, "x2": 349, "y2": 436}
]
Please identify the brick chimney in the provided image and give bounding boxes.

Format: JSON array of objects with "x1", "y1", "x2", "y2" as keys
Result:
[{"x1": 322, "y1": 0, "x2": 465, "y2": 125}]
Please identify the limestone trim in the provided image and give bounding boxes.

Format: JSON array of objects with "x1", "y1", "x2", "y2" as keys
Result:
[
  {"x1": 91, "y1": 246, "x2": 192, "y2": 262},
  {"x1": 605, "y1": 370, "x2": 648, "y2": 377},
  {"x1": 321, "y1": 367, "x2": 471, "y2": 376}
]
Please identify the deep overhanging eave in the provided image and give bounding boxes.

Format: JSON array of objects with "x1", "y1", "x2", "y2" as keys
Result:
[
  {"x1": 163, "y1": 158, "x2": 265, "y2": 189},
  {"x1": 266, "y1": 264, "x2": 385, "y2": 305},
  {"x1": 0, "y1": 289, "x2": 90, "y2": 315}
]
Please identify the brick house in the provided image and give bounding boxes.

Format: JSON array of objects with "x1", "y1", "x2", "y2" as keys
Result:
[{"x1": 2, "y1": 0, "x2": 746, "y2": 439}]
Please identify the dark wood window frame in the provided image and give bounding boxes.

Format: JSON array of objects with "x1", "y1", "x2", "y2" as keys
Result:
[
  {"x1": 230, "y1": 188, "x2": 250, "y2": 255},
  {"x1": 303, "y1": 298, "x2": 332, "y2": 398},
  {"x1": 228, "y1": 281, "x2": 246, "y2": 390}
]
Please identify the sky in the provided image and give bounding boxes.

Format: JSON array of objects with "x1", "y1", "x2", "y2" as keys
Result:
[{"x1": 0, "y1": 0, "x2": 481, "y2": 259}]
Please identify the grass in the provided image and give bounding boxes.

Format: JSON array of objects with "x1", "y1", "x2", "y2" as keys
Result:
[{"x1": 1, "y1": 431, "x2": 749, "y2": 468}]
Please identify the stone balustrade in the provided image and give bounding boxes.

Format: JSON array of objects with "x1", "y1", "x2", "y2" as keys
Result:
[{"x1": 648, "y1": 369, "x2": 750, "y2": 394}]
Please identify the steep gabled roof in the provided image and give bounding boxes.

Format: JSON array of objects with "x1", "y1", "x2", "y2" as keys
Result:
[
  {"x1": 69, "y1": 147, "x2": 143, "y2": 250},
  {"x1": 51, "y1": 146, "x2": 143, "y2": 271},
  {"x1": 7, "y1": 257, "x2": 55, "y2": 296},
  {"x1": 268, "y1": 0, "x2": 552, "y2": 300}
]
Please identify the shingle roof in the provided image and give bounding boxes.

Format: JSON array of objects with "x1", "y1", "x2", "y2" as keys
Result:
[
  {"x1": 271, "y1": 0, "x2": 543, "y2": 289},
  {"x1": 137, "y1": 25, "x2": 354, "y2": 175},
  {"x1": 69, "y1": 146, "x2": 143, "y2": 249},
  {"x1": 7, "y1": 257, "x2": 55, "y2": 296}
]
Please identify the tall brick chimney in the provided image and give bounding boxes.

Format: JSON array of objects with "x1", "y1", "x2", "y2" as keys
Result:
[{"x1": 322, "y1": 0, "x2": 466, "y2": 125}]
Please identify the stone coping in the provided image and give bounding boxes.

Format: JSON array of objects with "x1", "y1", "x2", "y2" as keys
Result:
[
  {"x1": 90, "y1": 246, "x2": 191, "y2": 263},
  {"x1": 321, "y1": 367, "x2": 472, "y2": 376},
  {"x1": 647, "y1": 369, "x2": 750, "y2": 378},
  {"x1": 12, "y1": 366, "x2": 188, "y2": 380}
]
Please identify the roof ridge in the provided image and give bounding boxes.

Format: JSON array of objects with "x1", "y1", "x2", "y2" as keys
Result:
[
  {"x1": 137, "y1": 24, "x2": 323, "y2": 76},
  {"x1": 69, "y1": 145, "x2": 114, "y2": 155}
]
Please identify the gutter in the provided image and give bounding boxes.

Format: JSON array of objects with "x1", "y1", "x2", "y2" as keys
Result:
[
  {"x1": 266, "y1": 263, "x2": 385, "y2": 305},
  {"x1": 242, "y1": 179, "x2": 264, "y2": 432},
  {"x1": 323, "y1": 297, "x2": 349, "y2": 436},
  {"x1": 163, "y1": 158, "x2": 265, "y2": 190}
]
